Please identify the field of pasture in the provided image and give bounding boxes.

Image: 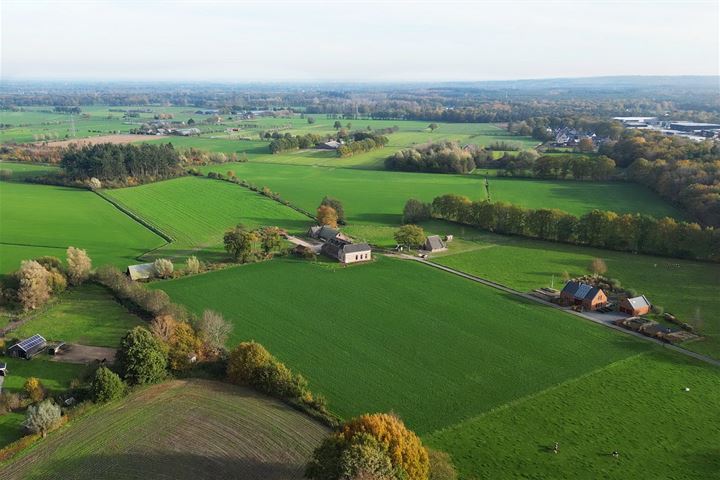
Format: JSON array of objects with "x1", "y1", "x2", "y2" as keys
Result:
[
  {"x1": 426, "y1": 223, "x2": 720, "y2": 359},
  {"x1": 199, "y1": 162, "x2": 685, "y2": 245},
  {"x1": 103, "y1": 176, "x2": 312, "y2": 260},
  {"x1": 0, "y1": 182, "x2": 166, "y2": 274},
  {"x1": 0, "y1": 379, "x2": 328, "y2": 479},
  {"x1": 427, "y1": 350, "x2": 720, "y2": 479},
  {"x1": 153, "y1": 256, "x2": 652, "y2": 434}
]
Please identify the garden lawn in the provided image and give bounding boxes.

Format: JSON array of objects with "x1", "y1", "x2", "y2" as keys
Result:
[
  {"x1": 0, "y1": 182, "x2": 165, "y2": 274},
  {"x1": 103, "y1": 176, "x2": 312, "y2": 260},
  {"x1": 427, "y1": 224, "x2": 720, "y2": 360},
  {"x1": 0, "y1": 379, "x2": 328, "y2": 479},
  {"x1": 12, "y1": 284, "x2": 143, "y2": 348},
  {"x1": 0, "y1": 412, "x2": 24, "y2": 447},
  {"x1": 153, "y1": 256, "x2": 651, "y2": 435},
  {"x1": 427, "y1": 350, "x2": 720, "y2": 480},
  {"x1": 0, "y1": 356, "x2": 87, "y2": 395},
  {"x1": 199, "y1": 162, "x2": 684, "y2": 245}
]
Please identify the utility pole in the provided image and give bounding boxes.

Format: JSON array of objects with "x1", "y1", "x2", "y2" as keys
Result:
[{"x1": 484, "y1": 176, "x2": 491, "y2": 202}]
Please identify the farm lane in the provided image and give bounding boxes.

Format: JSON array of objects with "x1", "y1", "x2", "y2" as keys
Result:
[{"x1": 386, "y1": 253, "x2": 720, "y2": 369}]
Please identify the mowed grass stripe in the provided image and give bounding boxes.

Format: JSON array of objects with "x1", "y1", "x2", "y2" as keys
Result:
[
  {"x1": 103, "y1": 176, "x2": 312, "y2": 253},
  {"x1": 0, "y1": 182, "x2": 165, "y2": 273},
  {"x1": 154, "y1": 257, "x2": 651, "y2": 434},
  {"x1": 426, "y1": 350, "x2": 720, "y2": 479},
  {"x1": 0, "y1": 380, "x2": 328, "y2": 480}
]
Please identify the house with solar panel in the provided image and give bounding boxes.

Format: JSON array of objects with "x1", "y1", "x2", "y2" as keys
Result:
[
  {"x1": 559, "y1": 281, "x2": 608, "y2": 311},
  {"x1": 619, "y1": 295, "x2": 652, "y2": 316},
  {"x1": 7, "y1": 334, "x2": 47, "y2": 360}
]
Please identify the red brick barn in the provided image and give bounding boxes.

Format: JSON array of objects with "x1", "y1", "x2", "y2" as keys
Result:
[
  {"x1": 619, "y1": 295, "x2": 652, "y2": 316},
  {"x1": 559, "y1": 281, "x2": 608, "y2": 311}
]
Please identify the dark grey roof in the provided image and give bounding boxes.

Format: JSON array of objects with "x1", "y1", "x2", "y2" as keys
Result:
[
  {"x1": 11, "y1": 334, "x2": 47, "y2": 353},
  {"x1": 626, "y1": 295, "x2": 651, "y2": 309},
  {"x1": 342, "y1": 243, "x2": 371, "y2": 254},
  {"x1": 318, "y1": 225, "x2": 340, "y2": 241},
  {"x1": 425, "y1": 235, "x2": 445, "y2": 251},
  {"x1": 321, "y1": 237, "x2": 347, "y2": 259},
  {"x1": 561, "y1": 281, "x2": 601, "y2": 301}
]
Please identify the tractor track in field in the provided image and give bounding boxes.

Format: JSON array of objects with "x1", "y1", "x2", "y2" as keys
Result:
[{"x1": 387, "y1": 252, "x2": 720, "y2": 369}]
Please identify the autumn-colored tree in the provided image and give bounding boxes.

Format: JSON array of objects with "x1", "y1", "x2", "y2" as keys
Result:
[
  {"x1": 16, "y1": 260, "x2": 51, "y2": 311},
  {"x1": 317, "y1": 205, "x2": 339, "y2": 228},
  {"x1": 150, "y1": 314, "x2": 178, "y2": 343},
  {"x1": 307, "y1": 413, "x2": 430, "y2": 480},
  {"x1": 259, "y1": 226, "x2": 283, "y2": 256},
  {"x1": 589, "y1": 258, "x2": 607, "y2": 275},
  {"x1": 185, "y1": 255, "x2": 201, "y2": 275},
  {"x1": 227, "y1": 341, "x2": 272, "y2": 385},
  {"x1": 577, "y1": 137, "x2": 595, "y2": 153},
  {"x1": 427, "y1": 449, "x2": 457, "y2": 480},
  {"x1": 153, "y1": 258, "x2": 174, "y2": 279},
  {"x1": 24, "y1": 377, "x2": 46, "y2": 403},
  {"x1": 320, "y1": 197, "x2": 346, "y2": 224},
  {"x1": 167, "y1": 322, "x2": 203, "y2": 371},
  {"x1": 66, "y1": 246, "x2": 92, "y2": 286}
]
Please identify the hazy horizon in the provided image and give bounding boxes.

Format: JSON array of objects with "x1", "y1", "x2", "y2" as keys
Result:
[{"x1": 2, "y1": 0, "x2": 719, "y2": 82}]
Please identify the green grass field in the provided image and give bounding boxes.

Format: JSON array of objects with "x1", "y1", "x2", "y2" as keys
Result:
[
  {"x1": 198, "y1": 162, "x2": 684, "y2": 245},
  {"x1": 427, "y1": 350, "x2": 720, "y2": 479},
  {"x1": 11, "y1": 284, "x2": 143, "y2": 348},
  {"x1": 0, "y1": 379, "x2": 328, "y2": 479},
  {"x1": 0, "y1": 356, "x2": 87, "y2": 395},
  {"x1": 425, "y1": 223, "x2": 720, "y2": 359},
  {"x1": 153, "y1": 257, "x2": 651, "y2": 434},
  {"x1": 103, "y1": 176, "x2": 312, "y2": 260},
  {"x1": 0, "y1": 162, "x2": 59, "y2": 181},
  {"x1": 0, "y1": 412, "x2": 25, "y2": 448},
  {"x1": 0, "y1": 182, "x2": 166, "y2": 274}
]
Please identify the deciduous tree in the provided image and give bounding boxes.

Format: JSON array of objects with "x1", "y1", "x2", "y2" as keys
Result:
[
  {"x1": 117, "y1": 327, "x2": 168, "y2": 386},
  {"x1": 317, "y1": 205, "x2": 339, "y2": 228},
  {"x1": 394, "y1": 225, "x2": 426, "y2": 248},
  {"x1": 66, "y1": 246, "x2": 92, "y2": 286},
  {"x1": 23, "y1": 400, "x2": 61, "y2": 437},
  {"x1": 17, "y1": 260, "x2": 51, "y2": 311}
]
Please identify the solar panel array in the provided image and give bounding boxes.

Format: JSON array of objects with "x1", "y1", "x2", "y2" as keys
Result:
[
  {"x1": 17, "y1": 334, "x2": 46, "y2": 352},
  {"x1": 574, "y1": 283, "x2": 593, "y2": 299}
]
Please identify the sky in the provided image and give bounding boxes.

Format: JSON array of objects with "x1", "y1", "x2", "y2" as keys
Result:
[{"x1": 1, "y1": 0, "x2": 718, "y2": 82}]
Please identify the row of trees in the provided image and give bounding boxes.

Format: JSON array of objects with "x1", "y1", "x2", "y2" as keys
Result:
[
  {"x1": 480, "y1": 152, "x2": 617, "y2": 180},
  {"x1": 0, "y1": 247, "x2": 92, "y2": 311},
  {"x1": 385, "y1": 142, "x2": 476, "y2": 174},
  {"x1": 336, "y1": 132, "x2": 389, "y2": 158},
  {"x1": 60, "y1": 143, "x2": 183, "y2": 184},
  {"x1": 428, "y1": 195, "x2": 720, "y2": 261},
  {"x1": 268, "y1": 133, "x2": 325, "y2": 153}
]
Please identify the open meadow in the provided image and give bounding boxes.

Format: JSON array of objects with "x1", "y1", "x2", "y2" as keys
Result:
[
  {"x1": 425, "y1": 222, "x2": 720, "y2": 359},
  {"x1": 199, "y1": 162, "x2": 685, "y2": 245},
  {"x1": 427, "y1": 350, "x2": 720, "y2": 479},
  {"x1": 0, "y1": 182, "x2": 166, "y2": 274},
  {"x1": 0, "y1": 379, "x2": 328, "y2": 480},
  {"x1": 103, "y1": 176, "x2": 312, "y2": 260},
  {"x1": 153, "y1": 256, "x2": 652, "y2": 434}
]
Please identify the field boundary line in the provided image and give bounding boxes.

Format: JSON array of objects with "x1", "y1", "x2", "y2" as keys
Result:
[
  {"x1": 423, "y1": 353, "x2": 649, "y2": 441},
  {"x1": 93, "y1": 189, "x2": 174, "y2": 243},
  {"x1": 391, "y1": 254, "x2": 720, "y2": 369}
]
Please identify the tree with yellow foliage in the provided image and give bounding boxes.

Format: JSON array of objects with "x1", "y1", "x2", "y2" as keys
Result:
[
  {"x1": 316, "y1": 205, "x2": 338, "y2": 228},
  {"x1": 24, "y1": 377, "x2": 46, "y2": 403}
]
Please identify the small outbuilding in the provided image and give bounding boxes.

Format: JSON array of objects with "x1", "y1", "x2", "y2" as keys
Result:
[
  {"x1": 560, "y1": 281, "x2": 607, "y2": 311},
  {"x1": 619, "y1": 295, "x2": 652, "y2": 316},
  {"x1": 424, "y1": 235, "x2": 447, "y2": 252},
  {"x1": 126, "y1": 263, "x2": 156, "y2": 281},
  {"x1": 0, "y1": 363, "x2": 7, "y2": 376},
  {"x1": 48, "y1": 342, "x2": 66, "y2": 356},
  {"x1": 7, "y1": 334, "x2": 47, "y2": 360},
  {"x1": 315, "y1": 140, "x2": 343, "y2": 150}
]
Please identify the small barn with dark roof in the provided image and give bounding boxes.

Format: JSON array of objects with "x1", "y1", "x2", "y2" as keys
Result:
[
  {"x1": 619, "y1": 295, "x2": 652, "y2": 316},
  {"x1": 424, "y1": 235, "x2": 447, "y2": 252},
  {"x1": 560, "y1": 281, "x2": 607, "y2": 311},
  {"x1": 7, "y1": 334, "x2": 47, "y2": 360}
]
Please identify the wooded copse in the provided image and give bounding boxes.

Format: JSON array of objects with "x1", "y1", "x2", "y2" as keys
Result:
[
  {"x1": 480, "y1": 152, "x2": 617, "y2": 180},
  {"x1": 385, "y1": 142, "x2": 479, "y2": 173},
  {"x1": 60, "y1": 143, "x2": 183, "y2": 184},
  {"x1": 425, "y1": 194, "x2": 720, "y2": 261},
  {"x1": 336, "y1": 132, "x2": 388, "y2": 157}
]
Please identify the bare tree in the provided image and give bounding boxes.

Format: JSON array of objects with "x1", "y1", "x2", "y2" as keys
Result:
[
  {"x1": 66, "y1": 246, "x2": 92, "y2": 285},
  {"x1": 198, "y1": 309, "x2": 232, "y2": 355},
  {"x1": 185, "y1": 256, "x2": 201, "y2": 275},
  {"x1": 153, "y1": 258, "x2": 174, "y2": 279}
]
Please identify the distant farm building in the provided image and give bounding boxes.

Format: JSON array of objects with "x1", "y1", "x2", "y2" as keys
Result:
[
  {"x1": 175, "y1": 127, "x2": 201, "y2": 136},
  {"x1": 560, "y1": 281, "x2": 607, "y2": 311},
  {"x1": 315, "y1": 140, "x2": 343, "y2": 150},
  {"x1": 424, "y1": 235, "x2": 447, "y2": 252},
  {"x1": 7, "y1": 334, "x2": 47, "y2": 360},
  {"x1": 126, "y1": 263, "x2": 156, "y2": 281},
  {"x1": 321, "y1": 238, "x2": 372, "y2": 264},
  {"x1": 619, "y1": 295, "x2": 652, "y2": 316}
]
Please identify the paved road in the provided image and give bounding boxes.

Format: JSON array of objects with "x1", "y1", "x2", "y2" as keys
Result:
[{"x1": 387, "y1": 253, "x2": 720, "y2": 369}]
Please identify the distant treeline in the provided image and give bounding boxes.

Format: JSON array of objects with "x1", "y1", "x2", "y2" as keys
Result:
[
  {"x1": 483, "y1": 152, "x2": 617, "y2": 181},
  {"x1": 61, "y1": 143, "x2": 184, "y2": 184},
  {"x1": 425, "y1": 194, "x2": 719, "y2": 261},
  {"x1": 599, "y1": 131, "x2": 720, "y2": 227}
]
